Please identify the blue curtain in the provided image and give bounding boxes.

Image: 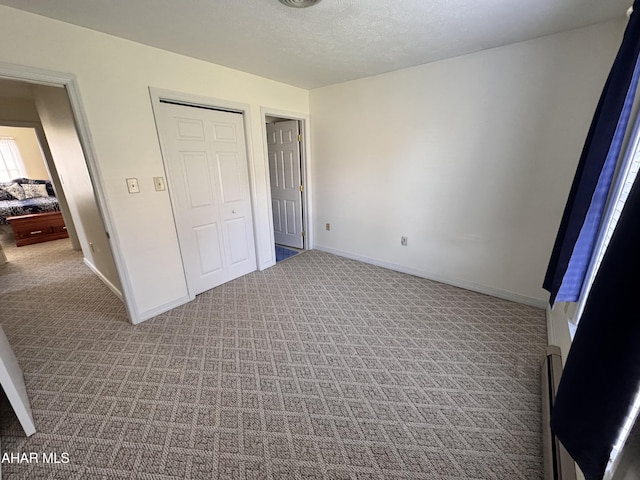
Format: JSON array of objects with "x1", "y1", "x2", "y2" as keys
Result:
[
  {"x1": 555, "y1": 57, "x2": 640, "y2": 302},
  {"x1": 543, "y1": 3, "x2": 640, "y2": 305},
  {"x1": 545, "y1": 4, "x2": 640, "y2": 478}
]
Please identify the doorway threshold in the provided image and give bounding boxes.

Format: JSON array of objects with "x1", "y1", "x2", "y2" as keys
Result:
[{"x1": 275, "y1": 245, "x2": 301, "y2": 263}]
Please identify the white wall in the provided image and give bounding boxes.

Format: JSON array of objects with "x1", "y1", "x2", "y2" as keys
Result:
[
  {"x1": 0, "y1": 6, "x2": 309, "y2": 322},
  {"x1": 0, "y1": 126, "x2": 49, "y2": 180},
  {"x1": 32, "y1": 85, "x2": 122, "y2": 295},
  {"x1": 310, "y1": 19, "x2": 625, "y2": 307}
]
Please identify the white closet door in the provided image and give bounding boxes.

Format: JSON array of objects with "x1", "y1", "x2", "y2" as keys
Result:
[{"x1": 157, "y1": 102, "x2": 256, "y2": 296}]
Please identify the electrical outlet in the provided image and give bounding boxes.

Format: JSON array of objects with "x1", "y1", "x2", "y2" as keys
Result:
[
  {"x1": 326, "y1": 223, "x2": 331, "y2": 231},
  {"x1": 401, "y1": 236, "x2": 408, "y2": 246},
  {"x1": 126, "y1": 178, "x2": 140, "y2": 194},
  {"x1": 153, "y1": 176, "x2": 166, "y2": 191}
]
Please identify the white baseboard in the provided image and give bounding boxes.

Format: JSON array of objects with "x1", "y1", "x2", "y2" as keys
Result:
[
  {"x1": 138, "y1": 295, "x2": 191, "y2": 323},
  {"x1": 314, "y1": 244, "x2": 548, "y2": 309},
  {"x1": 83, "y1": 258, "x2": 123, "y2": 301},
  {"x1": 259, "y1": 259, "x2": 276, "y2": 271}
]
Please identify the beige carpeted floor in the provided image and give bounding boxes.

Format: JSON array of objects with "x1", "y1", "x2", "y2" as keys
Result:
[{"x1": 0, "y1": 236, "x2": 547, "y2": 479}]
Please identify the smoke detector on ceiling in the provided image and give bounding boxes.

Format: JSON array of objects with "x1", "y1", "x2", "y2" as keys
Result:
[{"x1": 278, "y1": 0, "x2": 322, "y2": 8}]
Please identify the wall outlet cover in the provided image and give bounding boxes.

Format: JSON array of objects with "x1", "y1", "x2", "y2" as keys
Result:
[
  {"x1": 126, "y1": 178, "x2": 140, "y2": 194},
  {"x1": 153, "y1": 176, "x2": 166, "y2": 191}
]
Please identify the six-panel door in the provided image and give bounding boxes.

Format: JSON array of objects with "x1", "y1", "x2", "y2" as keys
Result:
[
  {"x1": 267, "y1": 120, "x2": 304, "y2": 249},
  {"x1": 157, "y1": 102, "x2": 257, "y2": 296}
]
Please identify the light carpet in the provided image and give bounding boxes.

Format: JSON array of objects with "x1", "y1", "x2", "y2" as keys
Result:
[{"x1": 0, "y1": 237, "x2": 547, "y2": 479}]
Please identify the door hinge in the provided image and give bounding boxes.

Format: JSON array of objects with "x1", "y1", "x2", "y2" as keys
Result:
[
  {"x1": 302, "y1": 231, "x2": 305, "y2": 237},
  {"x1": 299, "y1": 184, "x2": 304, "y2": 192},
  {"x1": 297, "y1": 134, "x2": 301, "y2": 142}
]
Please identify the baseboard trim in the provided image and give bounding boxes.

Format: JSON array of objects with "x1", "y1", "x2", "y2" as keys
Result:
[
  {"x1": 259, "y1": 259, "x2": 276, "y2": 271},
  {"x1": 138, "y1": 295, "x2": 191, "y2": 323},
  {"x1": 314, "y1": 245, "x2": 548, "y2": 309},
  {"x1": 83, "y1": 258, "x2": 123, "y2": 301}
]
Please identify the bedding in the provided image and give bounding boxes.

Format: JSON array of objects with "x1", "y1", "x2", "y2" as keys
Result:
[{"x1": 0, "y1": 178, "x2": 60, "y2": 225}]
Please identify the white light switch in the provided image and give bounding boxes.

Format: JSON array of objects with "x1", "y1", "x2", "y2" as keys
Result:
[
  {"x1": 126, "y1": 178, "x2": 140, "y2": 194},
  {"x1": 153, "y1": 176, "x2": 166, "y2": 191}
]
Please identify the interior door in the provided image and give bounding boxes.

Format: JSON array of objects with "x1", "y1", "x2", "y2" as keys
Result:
[
  {"x1": 0, "y1": 325, "x2": 36, "y2": 438},
  {"x1": 157, "y1": 101, "x2": 257, "y2": 296},
  {"x1": 267, "y1": 120, "x2": 303, "y2": 249}
]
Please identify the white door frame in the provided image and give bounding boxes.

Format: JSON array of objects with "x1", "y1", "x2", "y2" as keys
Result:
[
  {"x1": 149, "y1": 87, "x2": 261, "y2": 297},
  {"x1": 0, "y1": 324, "x2": 35, "y2": 437},
  {"x1": 261, "y1": 107, "x2": 313, "y2": 258},
  {"x1": 0, "y1": 61, "x2": 137, "y2": 323}
]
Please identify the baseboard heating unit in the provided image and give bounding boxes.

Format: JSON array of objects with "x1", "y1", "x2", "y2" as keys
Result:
[{"x1": 542, "y1": 345, "x2": 577, "y2": 480}]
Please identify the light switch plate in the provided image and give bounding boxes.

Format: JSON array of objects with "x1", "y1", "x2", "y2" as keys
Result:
[
  {"x1": 153, "y1": 176, "x2": 166, "y2": 191},
  {"x1": 126, "y1": 178, "x2": 140, "y2": 194}
]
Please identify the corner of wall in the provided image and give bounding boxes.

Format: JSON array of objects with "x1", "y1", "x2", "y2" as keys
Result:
[
  {"x1": 137, "y1": 296, "x2": 192, "y2": 324},
  {"x1": 546, "y1": 302, "x2": 574, "y2": 365},
  {"x1": 82, "y1": 257, "x2": 122, "y2": 301}
]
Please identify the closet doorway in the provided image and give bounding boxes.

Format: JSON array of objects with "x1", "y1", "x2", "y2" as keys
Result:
[{"x1": 154, "y1": 99, "x2": 257, "y2": 297}]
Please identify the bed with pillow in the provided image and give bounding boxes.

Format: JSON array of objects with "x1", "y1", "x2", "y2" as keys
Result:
[{"x1": 0, "y1": 178, "x2": 60, "y2": 225}]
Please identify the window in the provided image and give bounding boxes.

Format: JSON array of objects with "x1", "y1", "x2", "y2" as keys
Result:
[
  {"x1": 0, "y1": 137, "x2": 26, "y2": 182},
  {"x1": 605, "y1": 386, "x2": 640, "y2": 479},
  {"x1": 571, "y1": 113, "x2": 640, "y2": 336},
  {"x1": 582, "y1": 112, "x2": 640, "y2": 479}
]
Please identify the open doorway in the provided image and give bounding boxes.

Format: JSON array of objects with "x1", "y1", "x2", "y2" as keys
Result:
[
  {"x1": 0, "y1": 123, "x2": 77, "y2": 254},
  {"x1": 264, "y1": 114, "x2": 309, "y2": 263},
  {"x1": 0, "y1": 122, "x2": 80, "y2": 228},
  {"x1": 0, "y1": 77, "x2": 126, "y2": 315}
]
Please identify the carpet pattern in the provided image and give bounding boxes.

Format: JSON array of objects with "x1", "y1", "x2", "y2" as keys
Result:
[{"x1": 0, "y1": 237, "x2": 547, "y2": 479}]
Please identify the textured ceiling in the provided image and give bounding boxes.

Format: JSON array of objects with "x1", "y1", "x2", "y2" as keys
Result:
[{"x1": 0, "y1": 0, "x2": 631, "y2": 89}]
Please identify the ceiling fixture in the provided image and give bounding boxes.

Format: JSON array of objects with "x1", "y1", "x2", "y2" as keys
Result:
[{"x1": 278, "y1": 0, "x2": 322, "y2": 8}]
